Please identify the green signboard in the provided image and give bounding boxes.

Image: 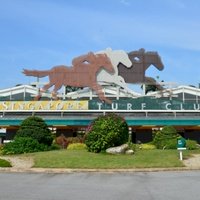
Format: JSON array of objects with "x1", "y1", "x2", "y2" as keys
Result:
[{"x1": 89, "y1": 97, "x2": 200, "y2": 110}]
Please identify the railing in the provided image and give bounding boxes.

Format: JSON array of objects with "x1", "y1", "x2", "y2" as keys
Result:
[{"x1": 1, "y1": 109, "x2": 200, "y2": 119}]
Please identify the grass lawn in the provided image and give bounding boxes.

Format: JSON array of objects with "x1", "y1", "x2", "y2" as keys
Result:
[{"x1": 31, "y1": 149, "x2": 192, "y2": 169}]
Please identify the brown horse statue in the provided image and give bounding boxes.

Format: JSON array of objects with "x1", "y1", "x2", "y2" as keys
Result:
[
  {"x1": 23, "y1": 52, "x2": 114, "y2": 104},
  {"x1": 118, "y1": 48, "x2": 164, "y2": 90}
]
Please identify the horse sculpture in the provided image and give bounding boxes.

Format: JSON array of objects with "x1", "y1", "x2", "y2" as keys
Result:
[
  {"x1": 118, "y1": 48, "x2": 164, "y2": 90},
  {"x1": 96, "y1": 48, "x2": 132, "y2": 92},
  {"x1": 23, "y1": 52, "x2": 114, "y2": 104}
]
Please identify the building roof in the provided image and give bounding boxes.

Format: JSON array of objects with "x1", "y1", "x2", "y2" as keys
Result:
[
  {"x1": 0, "y1": 84, "x2": 200, "y2": 102},
  {"x1": 146, "y1": 85, "x2": 200, "y2": 99}
]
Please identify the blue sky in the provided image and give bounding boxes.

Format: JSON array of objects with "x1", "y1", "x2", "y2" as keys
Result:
[{"x1": 0, "y1": 0, "x2": 200, "y2": 91}]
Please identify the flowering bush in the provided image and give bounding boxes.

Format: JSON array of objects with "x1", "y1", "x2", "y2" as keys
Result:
[{"x1": 85, "y1": 113, "x2": 129, "y2": 153}]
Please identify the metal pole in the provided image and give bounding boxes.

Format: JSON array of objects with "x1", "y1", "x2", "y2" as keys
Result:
[{"x1": 179, "y1": 150, "x2": 183, "y2": 160}]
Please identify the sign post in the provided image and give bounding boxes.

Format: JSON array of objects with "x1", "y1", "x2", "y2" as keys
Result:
[{"x1": 177, "y1": 137, "x2": 186, "y2": 160}]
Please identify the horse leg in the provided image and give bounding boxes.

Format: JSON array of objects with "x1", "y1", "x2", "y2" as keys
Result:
[
  {"x1": 92, "y1": 84, "x2": 112, "y2": 104},
  {"x1": 115, "y1": 76, "x2": 135, "y2": 94},
  {"x1": 34, "y1": 83, "x2": 53, "y2": 101},
  {"x1": 52, "y1": 83, "x2": 63, "y2": 100},
  {"x1": 34, "y1": 95, "x2": 41, "y2": 101},
  {"x1": 118, "y1": 75, "x2": 126, "y2": 84},
  {"x1": 41, "y1": 83, "x2": 54, "y2": 92}
]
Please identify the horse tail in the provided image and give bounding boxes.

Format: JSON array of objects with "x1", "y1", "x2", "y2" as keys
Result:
[{"x1": 22, "y1": 69, "x2": 51, "y2": 77}]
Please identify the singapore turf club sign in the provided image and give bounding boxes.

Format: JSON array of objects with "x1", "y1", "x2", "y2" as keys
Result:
[{"x1": 0, "y1": 99, "x2": 200, "y2": 111}]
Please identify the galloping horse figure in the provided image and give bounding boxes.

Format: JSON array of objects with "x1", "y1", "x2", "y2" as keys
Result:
[
  {"x1": 118, "y1": 48, "x2": 164, "y2": 90},
  {"x1": 96, "y1": 48, "x2": 132, "y2": 92},
  {"x1": 23, "y1": 52, "x2": 114, "y2": 104}
]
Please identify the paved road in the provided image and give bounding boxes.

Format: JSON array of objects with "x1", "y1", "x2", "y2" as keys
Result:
[{"x1": 0, "y1": 171, "x2": 200, "y2": 200}]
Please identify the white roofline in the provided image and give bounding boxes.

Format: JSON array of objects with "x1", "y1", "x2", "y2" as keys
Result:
[
  {"x1": 146, "y1": 85, "x2": 200, "y2": 97},
  {"x1": 0, "y1": 85, "x2": 38, "y2": 97}
]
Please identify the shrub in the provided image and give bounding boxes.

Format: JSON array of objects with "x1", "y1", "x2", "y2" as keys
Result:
[
  {"x1": 16, "y1": 116, "x2": 53, "y2": 146},
  {"x1": 55, "y1": 134, "x2": 69, "y2": 149},
  {"x1": 67, "y1": 143, "x2": 87, "y2": 150},
  {"x1": 186, "y1": 140, "x2": 198, "y2": 150},
  {"x1": 128, "y1": 142, "x2": 141, "y2": 152},
  {"x1": 55, "y1": 135, "x2": 83, "y2": 149},
  {"x1": 67, "y1": 137, "x2": 83, "y2": 144},
  {"x1": 0, "y1": 158, "x2": 12, "y2": 167},
  {"x1": 163, "y1": 138, "x2": 177, "y2": 149},
  {"x1": 2, "y1": 137, "x2": 50, "y2": 155},
  {"x1": 85, "y1": 113, "x2": 129, "y2": 153},
  {"x1": 141, "y1": 143, "x2": 156, "y2": 150},
  {"x1": 0, "y1": 144, "x2": 3, "y2": 155},
  {"x1": 49, "y1": 143, "x2": 61, "y2": 150},
  {"x1": 153, "y1": 126, "x2": 180, "y2": 149}
]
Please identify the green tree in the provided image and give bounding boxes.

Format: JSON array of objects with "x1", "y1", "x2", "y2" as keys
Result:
[
  {"x1": 85, "y1": 113, "x2": 129, "y2": 153},
  {"x1": 16, "y1": 116, "x2": 53, "y2": 146}
]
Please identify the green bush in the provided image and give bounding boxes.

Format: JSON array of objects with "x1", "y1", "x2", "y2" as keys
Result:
[
  {"x1": 67, "y1": 143, "x2": 87, "y2": 150},
  {"x1": 2, "y1": 137, "x2": 50, "y2": 155},
  {"x1": 0, "y1": 158, "x2": 12, "y2": 167},
  {"x1": 153, "y1": 126, "x2": 180, "y2": 149},
  {"x1": 141, "y1": 143, "x2": 156, "y2": 150},
  {"x1": 128, "y1": 142, "x2": 141, "y2": 152},
  {"x1": 49, "y1": 143, "x2": 61, "y2": 150},
  {"x1": 55, "y1": 135, "x2": 83, "y2": 149},
  {"x1": 67, "y1": 137, "x2": 83, "y2": 144},
  {"x1": 0, "y1": 144, "x2": 3, "y2": 155},
  {"x1": 85, "y1": 113, "x2": 129, "y2": 153},
  {"x1": 163, "y1": 138, "x2": 177, "y2": 149},
  {"x1": 186, "y1": 140, "x2": 198, "y2": 150},
  {"x1": 16, "y1": 116, "x2": 53, "y2": 146}
]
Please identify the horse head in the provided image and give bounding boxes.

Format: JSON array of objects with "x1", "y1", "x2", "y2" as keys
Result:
[
  {"x1": 118, "y1": 49, "x2": 164, "y2": 84},
  {"x1": 146, "y1": 51, "x2": 164, "y2": 71},
  {"x1": 95, "y1": 53, "x2": 115, "y2": 74},
  {"x1": 128, "y1": 49, "x2": 164, "y2": 71},
  {"x1": 96, "y1": 48, "x2": 132, "y2": 70},
  {"x1": 115, "y1": 50, "x2": 132, "y2": 68}
]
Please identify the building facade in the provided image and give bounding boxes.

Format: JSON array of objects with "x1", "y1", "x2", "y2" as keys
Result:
[
  {"x1": 1, "y1": 48, "x2": 200, "y2": 143},
  {"x1": 0, "y1": 84, "x2": 200, "y2": 143}
]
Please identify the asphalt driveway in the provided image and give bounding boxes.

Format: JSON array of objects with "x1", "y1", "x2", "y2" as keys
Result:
[{"x1": 0, "y1": 171, "x2": 200, "y2": 200}]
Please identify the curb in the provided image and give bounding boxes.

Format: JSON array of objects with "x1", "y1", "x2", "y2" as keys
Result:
[{"x1": 1, "y1": 166, "x2": 200, "y2": 174}]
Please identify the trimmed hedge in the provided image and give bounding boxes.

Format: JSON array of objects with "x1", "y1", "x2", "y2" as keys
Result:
[
  {"x1": 16, "y1": 116, "x2": 53, "y2": 146},
  {"x1": 2, "y1": 116, "x2": 56, "y2": 155},
  {"x1": 2, "y1": 137, "x2": 50, "y2": 155}
]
